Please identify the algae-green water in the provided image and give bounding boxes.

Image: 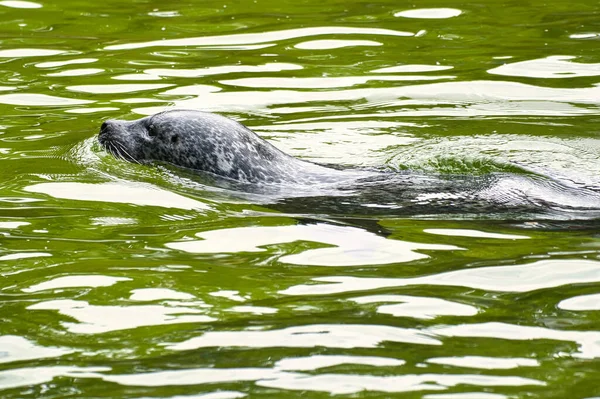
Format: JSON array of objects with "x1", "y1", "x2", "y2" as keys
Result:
[{"x1": 1, "y1": 0, "x2": 600, "y2": 398}]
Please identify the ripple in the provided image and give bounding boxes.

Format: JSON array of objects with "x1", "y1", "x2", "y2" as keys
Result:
[
  {"x1": 35, "y1": 58, "x2": 97, "y2": 68},
  {"x1": 99, "y1": 368, "x2": 290, "y2": 387},
  {"x1": 424, "y1": 394, "x2": 508, "y2": 399},
  {"x1": 294, "y1": 39, "x2": 382, "y2": 49},
  {"x1": 432, "y1": 322, "x2": 600, "y2": 359},
  {"x1": 111, "y1": 73, "x2": 161, "y2": 81},
  {"x1": 166, "y1": 324, "x2": 440, "y2": 351},
  {"x1": 0, "y1": 48, "x2": 65, "y2": 58},
  {"x1": 253, "y1": 120, "x2": 418, "y2": 165},
  {"x1": 209, "y1": 290, "x2": 247, "y2": 302},
  {"x1": 386, "y1": 134, "x2": 600, "y2": 187},
  {"x1": 134, "y1": 80, "x2": 600, "y2": 115},
  {"x1": 162, "y1": 85, "x2": 221, "y2": 95},
  {"x1": 0, "y1": 221, "x2": 29, "y2": 229},
  {"x1": 488, "y1": 56, "x2": 600, "y2": 79},
  {"x1": 570, "y1": 33, "x2": 600, "y2": 40},
  {"x1": 427, "y1": 356, "x2": 539, "y2": 370},
  {"x1": 130, "y1": 288, "x2": 195, "y2": 301},
  {"x1": 27, "y1": 299, "x2": 215, "y2": 334},
  {"x1": 257, "y1": 372, "x2": 543, "y2": 394},
  {"x1": 67, "y1": 83, "x2": 173, "y2": 94},
  {"x1": 90, "y1": 216, "x2": 136, "y2": 225},
  {"x1": 0, "y1": 366, "x2": 109, "y2": 391},
  {"x1": 86, "y1": 366, "x2": 544, "y2": 394},
  {"x1": 275, "y1": 355, "x2": 405, "y2": 371},
  {"x1": 0, "y1": 93, "x2": 92, "y2": 106},
  {"x1": 351, "y1": 295, "x2": 478, "y2": 319},
  {"x1": 281, "y1": 259, "x2": 600, "y2": 295},
  {"x1": 65, "y1": 107, "x2": 119, "y2": 114},
  {"x1": 47, "y1": 68, "x2": 104, "y2": 77},
  {"x1": 220, "y1": 75, "x2": 454, "y2": 89},
  {"x1": 23, "y1": 275, "x2": 131, "y2": 293},
  {"x1": 372, "y1": 64, "x2": 454, "y2": 73},
  {"x1": 0, "y1": 252, "x2": 50, "y2": 261},
  {"x1": 227, "y1": 305, "x2": 278, "y2": 315},
  {"x1": 105, "y1": 26, "x2": 414, "y2": 50},
  {"x1": 394, "y1": 8, "x2": 462, "y2": 19},
  {"x1": 24, "y1": 182, "x2": 210, "y2": 210},
  {"x1": 166, "y1": 224, "x2": 461, "y2": 266},
  {"x1": 148, "y1": 10, "x2": 180, "y2": 17},
  {"x1": 424, "y1": 229, "x2": 529, "y2": 240},
  {"x1": 138, "y1": 393, "x2": 245, "y2": 399},
  {"x1": 558, "y1": 293, "x2": 600, "y2": 310},
  {"x1": 137, "y1": 62, "x2": 302, "y2": 79},
  {"x1": 0, "y1": 0, "x2": 41, "y2": 8},
  {"x1": 0, "y1": 336, "x2": 73, "y2": 364}
]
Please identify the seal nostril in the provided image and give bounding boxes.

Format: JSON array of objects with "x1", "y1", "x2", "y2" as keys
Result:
[{"x1": 100, "y1": 121, "x2": 108, "y2": 132}]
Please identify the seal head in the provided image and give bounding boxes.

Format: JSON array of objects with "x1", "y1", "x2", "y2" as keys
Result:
[{"x1": 98, "y1": 109, "x2": 342, "y2": 184}]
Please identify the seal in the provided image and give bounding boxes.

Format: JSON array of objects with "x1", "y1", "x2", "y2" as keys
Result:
[
  {"x1": 98, "y1": 109, "x2": 362, "y2": 185},
  {"x1": 97, "y1": 109, "x2": 600, "y2": 216}
]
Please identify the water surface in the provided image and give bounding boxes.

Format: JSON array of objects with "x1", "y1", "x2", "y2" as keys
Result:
[{"x1": 1, "y1": 0, "x2": 600, "y2": 398}]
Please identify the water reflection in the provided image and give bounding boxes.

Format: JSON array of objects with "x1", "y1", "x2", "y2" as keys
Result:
[
  {"x1": 432, "y1": 322, "x2": 600, "y2": 359},
  {"x1": 116, "y1": 62, "x2": 301, "y2": 80},
  {"x1": 0, "y1": 366, "x2": 109, "y2": 391},
  {"x1": 35, "y1": 58, "x2": 97, "y2": 68},
  {"x1": 91, "y1": 367, "x2": 543, "y2": 394},
  {"x1": 28, "y1": 299, "x2": 214, "y2": 334},
  {"x1": 0, "y1": 335, "x2": 73, "y2": 364},
  {"x1": 0, "y1": 0, "x2": 40, "y2": 8},
  {"x1": 25, "y1": 182, "x2": 210, "y2": 210},
  {"x1": 0, "y1": 93, "x2": 91, "y2": 106},
  {"x1": 47, "y1": 68, "x2": 104, "y2": 77},
  {"x1": 22, "y1": 275, "x2": 131, "y2": 293},
  {"x1": 427, "y1": 356, "x2": 539, "y2": 370},
  {"x1": 166, "y1": 223, "x2": 461, "y2": 266},
  {"x1": 67, "y1": 83, "x2": 173, "y2": 94},
  {"x1": 132, "y1": 80, "x2": 600, "y2": 116},
  {"x1": 105, "y1": 26, "x2": 414, "y2": 50},
  {"x1": 394, "y1": 8, "x2": 462, "y2": 19},
  {"x1": 424, "y1": 393, "x2": 507, "y2": 399},
  {"x1": 220, "y1": 74, "x2": 454, "y2": 89},
  {"x1": 424, "y1": 228, "x2": 529, "y2": 239},
  {"x1": 274, "y1": 354, "x2": 405, "y2": 370},
  {"x1": 282, "y1": 259, "x2": 600, "y2": 295},
  {"x1": 294, "y1": 39, "x2": 382, "y2": 49},
  {"x1": 0, "y1": 252, "x2": 50, "y2": 261},
  {"x1": 1, "y1": 1, "x2": 600, "y2": 397},
  {"x1": 350, "y1": 295, "x2": 478, "y2": 319},
  {"x1": 167, "y1": 324, "x2": 440, "y2": 350},
  {"x1": 0, "y1": 48, "x2": 65, "y2": 58},
  {"x1": 558, "y1": 293, "x2": 600, "y2": 310},
  {"x1": 488, "y1": 56, "x2": 600, "y2": 78},
  {"x1": 256, "y1": 372, "x2": 543, "y2": 394}
]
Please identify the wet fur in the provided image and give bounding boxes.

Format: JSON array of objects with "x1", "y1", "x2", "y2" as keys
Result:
[{"x1": 98, "y1": 109, "x2": 600, "y2": 218}]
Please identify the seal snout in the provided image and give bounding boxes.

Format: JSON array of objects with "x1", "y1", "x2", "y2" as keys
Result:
[
  {"x1": 99, "y1": 119, "x2": 117, "y2": 134},
  {"x1": 98, "y1": 119, "x2": 118, "y2": 145}
]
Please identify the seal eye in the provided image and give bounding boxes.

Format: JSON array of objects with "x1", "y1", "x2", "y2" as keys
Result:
[
  {"x1": 171, "y1": 135, "x2": 179, "y2": 144},
  {"x1": 147, "y1": 124, "x2": 157, "y2": 137}
]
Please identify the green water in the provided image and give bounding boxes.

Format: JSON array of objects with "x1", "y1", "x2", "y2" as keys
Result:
[{"x1": 1, "y1": 0, "x2": 600, "y2": 398}]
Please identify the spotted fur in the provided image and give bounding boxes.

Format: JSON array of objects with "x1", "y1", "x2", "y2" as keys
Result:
[{"x1": 98, "y1": 109, "x2": 357, "y2": 184}]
